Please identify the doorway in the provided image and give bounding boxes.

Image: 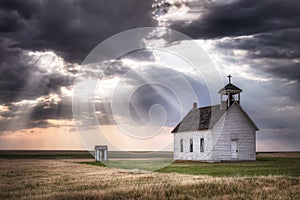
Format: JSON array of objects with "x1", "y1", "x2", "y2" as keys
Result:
[{"x1": 231, "y1": 140, "x2": 238, "y2": 159}]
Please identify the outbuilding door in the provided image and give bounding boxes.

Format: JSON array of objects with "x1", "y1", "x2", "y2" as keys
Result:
[{"x1": 231, "y1": 140, "x2": 238, "y2": 159}]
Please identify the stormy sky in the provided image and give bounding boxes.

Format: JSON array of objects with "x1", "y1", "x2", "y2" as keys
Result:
[{"x1": 0, "y1": 0, "x2": 299, "y2": 151}]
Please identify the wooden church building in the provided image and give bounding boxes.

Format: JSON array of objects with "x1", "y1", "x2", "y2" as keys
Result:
[{"x1": 172, "y1": 75, "x2": 258, "y2": 162}]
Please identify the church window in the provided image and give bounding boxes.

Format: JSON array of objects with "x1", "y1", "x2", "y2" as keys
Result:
[
  {"x1": 180, "y1": 139, "x2": 183, "y2": 152},
  {"x1": 190, "y1": 138, "x2": 193, "y2": 152},
  {"x1": 200, "y1": 138, "x2": 204, "y2": 152}
]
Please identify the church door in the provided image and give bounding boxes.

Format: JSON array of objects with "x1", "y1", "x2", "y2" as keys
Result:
[{"x1": 231, "y1": 140, "x2": 238, "y2": 159}]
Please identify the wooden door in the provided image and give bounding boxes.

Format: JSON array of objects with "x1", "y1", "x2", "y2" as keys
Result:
[{"x1": 231, "y1": 140, "x2": 238, "y2": 159}]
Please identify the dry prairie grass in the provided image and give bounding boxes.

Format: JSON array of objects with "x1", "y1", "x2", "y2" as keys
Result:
[{"x1": 0, "y1": 159, "x2": 299, "y2": 200}]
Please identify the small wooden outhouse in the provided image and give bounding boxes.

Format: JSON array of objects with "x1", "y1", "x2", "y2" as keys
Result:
[{"x1": 94, "y1": 145, "x2": 108, "y2": 162}]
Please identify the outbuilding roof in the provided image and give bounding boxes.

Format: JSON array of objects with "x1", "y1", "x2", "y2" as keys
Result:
[{"x1": 94, "y1": 145, "x2": 108, "y2": 150}]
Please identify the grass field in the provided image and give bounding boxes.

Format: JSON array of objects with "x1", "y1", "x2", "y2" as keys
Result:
[
  {"x1": 78, "y1": 152, "x2": 300, "y2": 176},
  {"x1": 0, "y1": 150, "x2": 93, "y2": 159},
  {"x1": 156, "y1": 156, "x2": 300, "y2": 177},
  {"x1": 80, "y1": 159, "x2": 174, "y2": 171},
  {"x1": 0, "y1": 152, "x2": 299, "y2": 199}
]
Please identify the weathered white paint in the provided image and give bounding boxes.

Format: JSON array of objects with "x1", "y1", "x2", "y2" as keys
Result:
[
  {"x1": 173, "y1": 103, "x2": 256, "y2": 162},
  {"x1": 174, "y1": 130, "x2": 214, "y2": 161}
]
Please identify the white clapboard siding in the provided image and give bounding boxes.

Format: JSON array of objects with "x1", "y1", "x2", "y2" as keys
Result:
[
  {"x1": 173, "y1": 103, "x2": 256, "y2": 162},
  {"x1": 174, "y1": 130, "x2": 213, "y2": 161}
]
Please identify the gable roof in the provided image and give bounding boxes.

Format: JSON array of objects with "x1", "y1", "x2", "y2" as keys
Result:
[
  {"x1": 171, "y1": 105, "x2": 226, "y2": 133},
  {"x1": 171, "y1": 102, "x2": 259, "y2": 133},
  {"x1": 229, "y1": 102, "x2": 259, "y2": 130}
]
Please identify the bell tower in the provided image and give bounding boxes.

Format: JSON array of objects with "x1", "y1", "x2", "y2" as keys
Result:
[{"x1": 218, "y1": 75, "x2": 242, "y2": 109}]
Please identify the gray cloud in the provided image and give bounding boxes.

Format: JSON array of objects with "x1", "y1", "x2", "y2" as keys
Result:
[
  {"x1": 0, "y1": 0, "x2": 156, "y2": 126},
  {"x1": 154, "y1": 0, "x2": 300, "y2": 86},
  {"x1": 30, "y1": 97, "x2": 73, "y2": 121},
  {"x1": 0, "y1": 0, "x2": 156, "y2": 63},
  {"x1": 171, "y1": 0, "x2": 300, "y2": 39},
  {"x1": 216, "y1": 28, "x2": 300, "y2": 59},
  {"x1": 0, "y1": 117, "x2": 50, "y2": 132},
  {"x1": 0, "y1": 0, "x2": 299, "y2": 151},
  {"x1": 0, "y1": 97, "x2": 73, "y2": 132},
  {"x1": 0, "y1": 42, "x2": 74, "y2": 104},
  {"x1": 171, "y1": 0, "x2": 300, "y2": 84},
  {"x1": 257, "y1": 128, "x2": 300, "y2": 151},
  {"x1": 93, "y1": 60, "x2": 210, "y2": 126}
]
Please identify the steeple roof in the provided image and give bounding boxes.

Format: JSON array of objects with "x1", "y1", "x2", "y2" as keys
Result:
[{"x1": 218, "y1": 75, "x2": 242, "y2": 94}]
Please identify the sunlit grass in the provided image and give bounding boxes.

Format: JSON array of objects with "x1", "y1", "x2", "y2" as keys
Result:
[{"x1": 79, "y1": 159, "x2": 173, "y2": 171}]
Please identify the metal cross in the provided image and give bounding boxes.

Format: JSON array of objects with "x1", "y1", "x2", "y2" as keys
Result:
[{"x1": 227, "y1": 74, "x2": 232, "y2": 83}]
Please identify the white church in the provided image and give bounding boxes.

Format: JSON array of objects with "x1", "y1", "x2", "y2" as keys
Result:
[{"x1": 172, "y1": 76, "x2": 258, "y2": 162}]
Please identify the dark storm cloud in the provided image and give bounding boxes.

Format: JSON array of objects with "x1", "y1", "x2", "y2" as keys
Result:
[
  {"x1": 0, "y1": 38, "x2": 74, "y2": 126},
  {"x1": 0, "y1": 8, "x2": 23, "y2": 32},
  {"x1": 0, "y1": 43, "x2": 74, "y2": 104},
  {"x1": 215, "y1": 29, "x2": 300, "y2": 82},
  {"x1": 0, "y1": 0, "x2": 298, "y2": 154},
  {"x1": 172, "y1": 0, "x2": 300, "y2": 39},
  {"x1": 0, "y1": 42, "x2": 31, "y2": 103},
  {"x1": 264, "y1": 62, "x2": 300, "y2": 81},
  {"x1": 0, "y1": 110, "x2": 15, "y2": 118},
  {"x1": 0, "y1": 0, "x2": 38, "y2": 19},
  {"x1": 217, "y1": 29, "x2": 300, "y2": 59},
  {"x1": 30, "y1": 98, "x2": 73, "y2": 121},
  {"x1": 0, "y1": 97, "x2": 73, "y2": 132},
  {"x1": 157, "y1": 0, "x2": 300, "y2": 84},
  {"x1": 0, "y1": 0, "x2": 156, "y2": 125},
  {"x1": 0, "y1": 0, "x2": 39, "y2": 32},
  {"x1": 0, "y1": 70, "x2": 73, "y2": 122},
  {"x1": 0, "y1": 0, "x2": 156, "y2": 63}
]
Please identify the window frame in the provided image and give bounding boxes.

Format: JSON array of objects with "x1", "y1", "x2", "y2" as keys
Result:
[
  {"x1": 180, "y1": 139, "x2": 183, "y2": 152},
  {"x1": 190, "y1": 138, "x2": 193, "y2": 152},
  {"x1": 200, "y1": 138, "x2": 204, "y2": 152}
]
